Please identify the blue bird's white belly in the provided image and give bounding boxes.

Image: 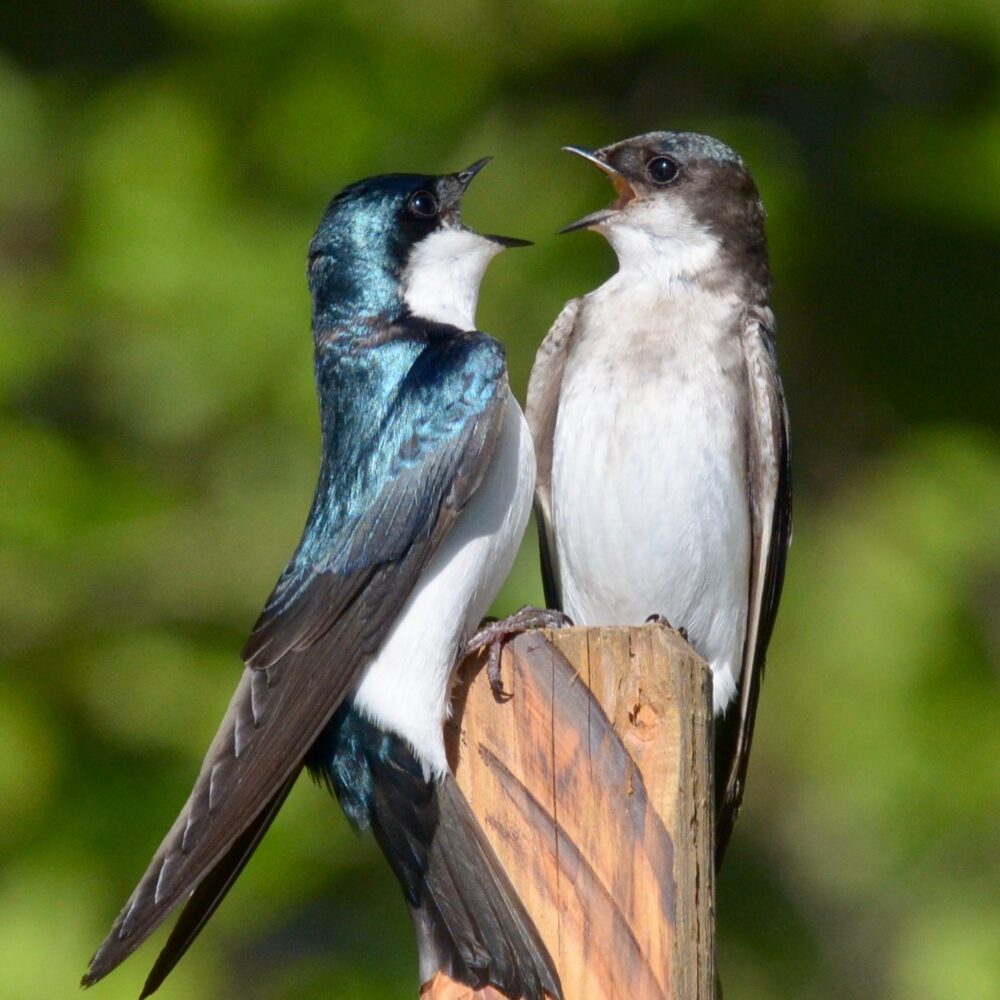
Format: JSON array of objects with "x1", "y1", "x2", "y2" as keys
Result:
[
  {"x1": 552, "y1": 278, "x2": 750, "y2": 713},
  {"x1": 353, "y1": 389, "x2": 535, "y2": 773}
]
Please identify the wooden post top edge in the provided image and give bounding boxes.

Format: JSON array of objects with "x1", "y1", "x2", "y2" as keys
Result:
[{"x1": 528, "y1": 623, "x2": 712, "y2": 675}]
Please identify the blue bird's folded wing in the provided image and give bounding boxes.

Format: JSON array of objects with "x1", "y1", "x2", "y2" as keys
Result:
[{"x1": 84, "y1": 327, "x2": 509, "y2": 991}]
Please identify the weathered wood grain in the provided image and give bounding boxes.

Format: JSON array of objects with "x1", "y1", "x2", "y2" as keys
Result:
[{"x1": 425, "y1": 624, "x2": 714, "y2": 1000}]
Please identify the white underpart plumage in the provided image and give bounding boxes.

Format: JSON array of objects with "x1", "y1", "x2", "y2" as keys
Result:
[
  {"x1": 355, "y1": 226, "x2": 533, "y2": 775},
  {"x1": 354, "y1": 390, "x2": 534, "y2": 775},
  {"x1": 552, "y1": 197, "x2": 751, "y2": 715},
  {"x1": 600, "y1": 195, "x2": 723, "y2": 282},
  {"x1": 401, "y1": 227, "x2": 504, "y2": 330}
]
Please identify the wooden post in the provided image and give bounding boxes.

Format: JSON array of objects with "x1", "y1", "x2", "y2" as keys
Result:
[{"x1": 422, "y1": 624, "x2": 715, "y2": 1000}]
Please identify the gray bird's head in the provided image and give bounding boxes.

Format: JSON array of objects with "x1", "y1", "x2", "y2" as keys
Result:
[
  {"x1": 309, "y1": 158, "x2": 530, "y2": 331},
  {"x1": 561, "y1": 131, "x2": 769, "y2": 287}
]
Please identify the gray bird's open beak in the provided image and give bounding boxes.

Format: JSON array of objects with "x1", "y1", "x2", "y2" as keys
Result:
[
  {"x1": 559, "y1": 145, "x2": 637, "y2": 234},
  {"x1": 439, "y1": 157, "x2": 532, "y2": 247}
]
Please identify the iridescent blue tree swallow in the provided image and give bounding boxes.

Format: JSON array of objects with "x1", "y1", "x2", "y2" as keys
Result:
[
  {"x1": 527, "y1": 133, "x2": 791, "y2": 865},
  {"x1": 84, "y1": 161, "x2": 561, "y2": 1000}
]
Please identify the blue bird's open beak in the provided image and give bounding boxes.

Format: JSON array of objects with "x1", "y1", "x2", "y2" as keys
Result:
[{"x1": 441, "y1": 157, "x2": 532, "y2": 248}]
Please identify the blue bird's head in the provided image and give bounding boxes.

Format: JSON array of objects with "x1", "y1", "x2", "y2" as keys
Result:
[{"x1": 308, "y1": 159, "x2": 529, "y2": 333}]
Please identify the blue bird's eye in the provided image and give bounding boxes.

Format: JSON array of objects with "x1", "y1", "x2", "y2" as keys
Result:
[
  {"x1": 647, "y1": 155, "x2": 680, "y2": 185},
  {"x1": 407, "y1": 190, "x2": 439, "y2": 218}
]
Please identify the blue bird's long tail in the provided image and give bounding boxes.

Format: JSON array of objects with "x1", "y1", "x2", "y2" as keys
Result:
[{"x1": 310, "y1": 704, "x2": 562, "y2": 1000}]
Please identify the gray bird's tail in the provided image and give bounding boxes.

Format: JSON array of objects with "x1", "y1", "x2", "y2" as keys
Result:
[{"x1": 309, "y1": 703, "x2": 562, "y2": 1000}]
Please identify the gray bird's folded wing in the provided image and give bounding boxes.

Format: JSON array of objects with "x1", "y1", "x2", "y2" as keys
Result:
[
  {"x1": 716, "y1": 306, "x2": 792, "y2": 864},
  {"x1": 83, "y1": 327, "x2": 509, "y2": 990},
  {"x1": 525, "y1": 298, "x2": 581, "y2": 610}
]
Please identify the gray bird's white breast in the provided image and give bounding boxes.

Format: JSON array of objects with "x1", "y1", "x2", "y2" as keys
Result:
[{"x1": 551, "y1": 272, "x2": 751, "y2": 711}]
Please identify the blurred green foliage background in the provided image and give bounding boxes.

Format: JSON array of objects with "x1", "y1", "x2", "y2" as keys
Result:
[{"x1": 1, "y1": 1, "x2": 998, "y2": 998}]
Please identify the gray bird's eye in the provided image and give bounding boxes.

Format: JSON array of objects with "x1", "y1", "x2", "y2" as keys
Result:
[
  {"x1": 407, "y1": 190, "x2": 439, "y2": 218},
  {"x1": 646, "y1": 155, "x2": 680, "y2": 185}
]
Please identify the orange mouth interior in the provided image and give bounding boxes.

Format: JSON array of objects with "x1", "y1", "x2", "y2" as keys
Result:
[{"x1": 610, "y1": 174, "x2": 636, "y2": 210}]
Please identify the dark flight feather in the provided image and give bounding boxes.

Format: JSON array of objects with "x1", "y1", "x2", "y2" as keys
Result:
[
  {"x1": 714, "y1": 306, "x2": 791, "y2": 866},
  {"x1": 83, "y1": 324, "x2": 508, "y2": 991},
  {"x1": 422, "y1": 778, "x2": 561, "y2": 1000},
  {"x1": 311, "y1": 705, "x2": 562, "y2": 1000},
  {"x1": 524, "y1": 298, "x2": 581, "y2": 610},
  {"x1": 138, "y1": 773, "x2": 298, "y2": 999}
]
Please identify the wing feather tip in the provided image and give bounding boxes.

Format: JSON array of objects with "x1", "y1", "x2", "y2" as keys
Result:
[
  {"x1": 80, "y1": 947, "x2": 115, "y2": 990},
  {"x1": 138, "y1": 977, "x2": 159, "y2": 1000}
]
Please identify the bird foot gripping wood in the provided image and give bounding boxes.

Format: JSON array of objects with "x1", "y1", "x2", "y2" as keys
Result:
[
  {"x1": 644, "y1": 613, "x2": 689, "y2": 642},
  {"x1": 464, "y1": 606, "x2": 574, "y2": 700},
  {"x1": 438, "y1": 625, "x2": 716, "y2": 1000}
]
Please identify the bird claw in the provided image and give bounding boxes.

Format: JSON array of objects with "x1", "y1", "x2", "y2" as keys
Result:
[
  {"x1": 644, "y1": 613, "x2": 689, "y2": 642},
  {"x1": 485, "y1": 643, "x2": 510, "y2": 702},
  {"x1": 465, "y1": 605, "x2": 574, "y2": 701}
]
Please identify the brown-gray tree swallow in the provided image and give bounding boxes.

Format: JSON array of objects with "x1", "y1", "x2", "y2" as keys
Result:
[{"x1": 527, "y1": 132, "x2": 791, "y2": 864}]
